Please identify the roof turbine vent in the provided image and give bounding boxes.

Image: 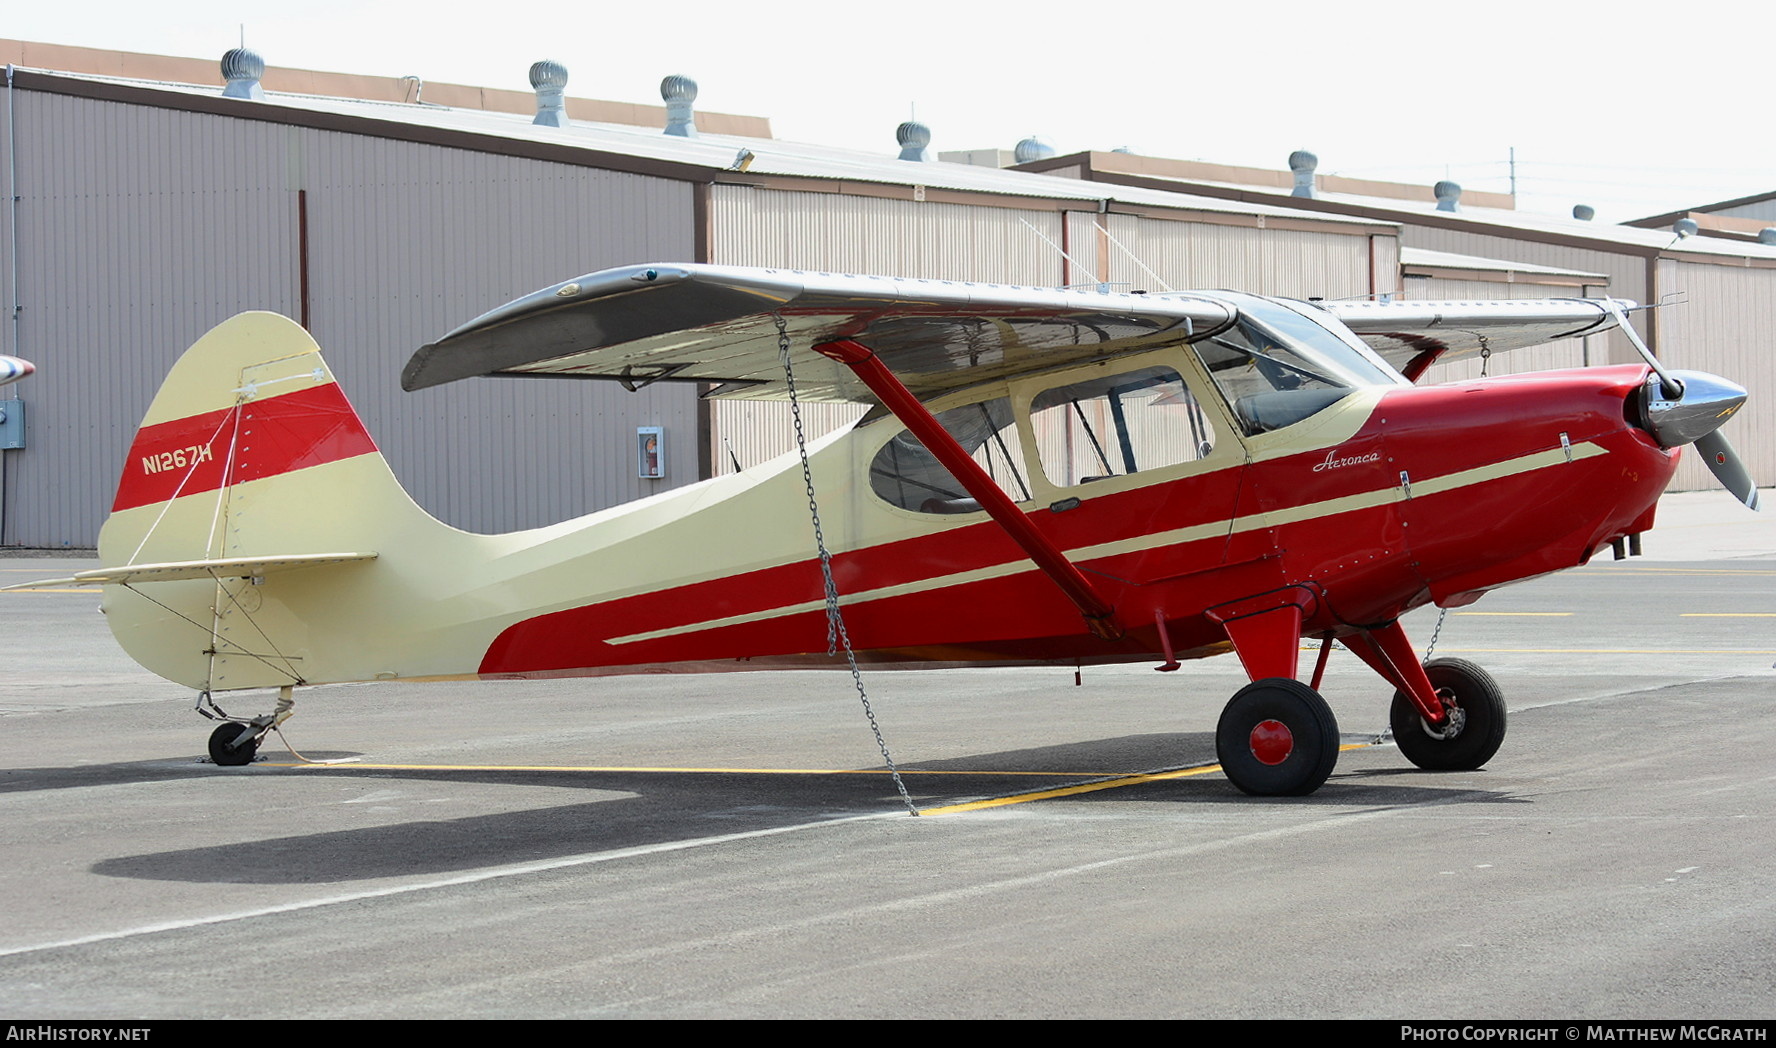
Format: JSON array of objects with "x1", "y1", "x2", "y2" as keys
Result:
[
  {"x1": 1572, "y1": 204, "x2": 1596, "y2": 221},
  {"x1": 530, "y1": 60, "x2": 569, "y2": 127},
  {"x1": 1014, "y1": 135, "x2": 1056, "y2": 164},
  {"x1": 1434, "y1": 180, "x2": 1462, "y2": 212},
  {"x1": 220, "y1": 47, "x2": 265, "y2": 100},
  {"x1": 896, "y1": 120, "x2": 932, "y2": 161},
  {"x1": 1288, "y1": 150, "x2": 1318, "y2": 198},
  {"x1": 661, "y1": 74, "x2": 699, "y2": 137}
]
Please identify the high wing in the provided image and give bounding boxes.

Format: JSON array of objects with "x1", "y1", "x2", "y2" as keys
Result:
[
  {"x1": 402, "y1": 264, "x2": 1236, "y2": 402},
  {"x1": 1323, "y1": 299, "x2": 1624, "y2": 381}
]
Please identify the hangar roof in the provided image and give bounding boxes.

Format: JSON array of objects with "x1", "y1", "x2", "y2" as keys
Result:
[
  {"x1": 1632, "y1": 188, "x2": 1776, "y2": 227},
  {"x1": 8, "y1": 63, "x2": 1392, "y2": 233},
  {"x1": 1016, "y1": 151, "x2": 1776, "y2": 266}
]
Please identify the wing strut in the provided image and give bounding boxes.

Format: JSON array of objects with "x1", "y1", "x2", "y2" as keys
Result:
[{"x1": 812, "y1": 338, "x2": 1123, "y2": 641}]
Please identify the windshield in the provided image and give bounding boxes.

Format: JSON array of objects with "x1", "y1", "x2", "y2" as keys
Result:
[{"x1": 1191, "y1": 294, "x2": 1402, "y2": 434}]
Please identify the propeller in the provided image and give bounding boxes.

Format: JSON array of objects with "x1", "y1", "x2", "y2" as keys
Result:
[
  {"x1": 1603, "y1": 301, "x2": 1760, "y2": 512},
  {"x1": 1695, "y1": 430, "x2": 1760, "y2": 511}
]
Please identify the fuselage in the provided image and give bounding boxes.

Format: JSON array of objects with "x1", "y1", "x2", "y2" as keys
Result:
[
  {"x1": 473, "y1": 364, "x2": 1673, "y2": 679},
  {"x1": 92, "y1": 307, "x2": 1679, "y2": 693}
]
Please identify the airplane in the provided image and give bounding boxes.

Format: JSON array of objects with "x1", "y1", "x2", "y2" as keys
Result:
[
  {"x1": 5, "y1": 264, "x2": 1758, "y2": 796},
  {"x1": 0, "y1": 355, "x2": 32, "y2": 387}
]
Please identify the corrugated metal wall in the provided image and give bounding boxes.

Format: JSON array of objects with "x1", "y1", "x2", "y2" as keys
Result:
[
  {"x1": 0, "y1": 87, "x2": 700, "y2": 546},
  {"x1": 710, "y1": 188, "x2": 1063, "y2": 281},
  {"x1": 1654, "y1": 258, "x2": 1776, "y2": 492},
  {"x1": 1097, "y1": 215, "x2": 1376, "y2": 301},
  {"x1": 1371, "y1": 234, "x2": 1400, "y2": 297},
  {"x1": 1711, "y1": 201, "x2": 1776, "y2": 223},
  {"x1": 705, "y1": 187, "x2": 1065, "y2": 472},
  {"x1": 0, "y1": 91, "x2": 301, "y2": 547},
  {"x1": 704, "y1": 194, "x2": 1385, "y2": 472}
]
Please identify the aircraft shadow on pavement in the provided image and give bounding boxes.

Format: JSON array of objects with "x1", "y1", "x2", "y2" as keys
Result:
[{"x1": 81, "y1": 733, "x2": 1515, "y2": 886}]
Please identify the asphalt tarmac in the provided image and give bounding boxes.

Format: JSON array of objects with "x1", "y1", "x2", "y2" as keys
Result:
[{"x1": 1, "y1": 492, "x2": 1772, "y2": 1019}]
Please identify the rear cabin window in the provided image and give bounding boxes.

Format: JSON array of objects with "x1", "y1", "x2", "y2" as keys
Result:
[
  {"x1": 868, "y1": 397, "x2": 1031, "y2": 514},
  {"x1": 1028, "y1": 366, "x2": 1215, "y2": 488}
]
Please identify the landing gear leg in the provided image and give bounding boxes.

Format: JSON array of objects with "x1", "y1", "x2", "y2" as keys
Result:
[
  {"x1": 1206, "y1": 593, "x2": 1338, "y2": 796},
  {"x1": 198, "y1": 685, "x2": 296, "y2": 766}
]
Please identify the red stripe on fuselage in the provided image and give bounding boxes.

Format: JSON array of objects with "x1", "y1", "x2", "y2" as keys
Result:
[
  {"x1": 112, "y1": 382, "x2": 377, "y2": 512},
  {"x1": 475, "y1": 461, "x2": 1258, "y2": 675},
  {"x1": 479, "y1": 367, "x2": 1675, "y2": 679}
]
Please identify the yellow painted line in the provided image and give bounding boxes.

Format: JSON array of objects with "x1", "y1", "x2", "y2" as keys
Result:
[
  {"x1": 1579, "y1": 568, "x2": 1776, "y2": 576},
  {"x1": 1680, "y1": 613, "x2": 1776, "y2": 617},
  {"x1": 921, "y1": 742, "x2": 1375, "y2": 815},
  {"x1": 923, "y1": 766, "x2": 1225, "y2": 814},
  {"x1": 1454, "y1": 612, "x2": 1573, "y2": 617},
  {"x1": 268, "y1": 745, "x2": 1389, "y2": 816},
  {"x1": 1439, "y1": 647, "x2": 1776, "y2": 654},
  {"x1": 262, "y1": 762, "x2": 1114, "y2": 777}
]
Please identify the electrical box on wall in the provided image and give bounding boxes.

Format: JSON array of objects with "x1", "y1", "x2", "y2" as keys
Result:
[
  {"x1": 0, "y1": 399, "x2": 24, "y2": 450},
  {"x1": 636, "y1": 426, "x2": 664, "y2": 479}
]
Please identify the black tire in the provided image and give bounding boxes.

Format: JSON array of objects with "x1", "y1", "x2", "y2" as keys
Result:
[
  {"x1": 1390, "y1": 657, "x2": 1507, "y2": 771},
  {"x1": 1215, "y1": 678, "x2": 1339, "y2": 796},
  {"x1": 208, "y1": 723, "x2": 259, "y2": 766}
]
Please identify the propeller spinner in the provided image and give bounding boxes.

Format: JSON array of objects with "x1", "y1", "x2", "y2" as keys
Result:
[
  {"x1": 1603, "y1": 302, "x2": 1759, "y2": 511},
  {"x1": 1627, "y1": 370, "x2": 1757, "y2": 510}
]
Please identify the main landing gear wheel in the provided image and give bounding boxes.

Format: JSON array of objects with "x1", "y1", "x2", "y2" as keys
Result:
[
  {"x1": 1390, "y1": 657, "x2": 1507, "y2": 771},
  {"x1": 1215, "y1": 677, "x2": 1340, "y2": 796},
  {"x1": 207, "y1": 722, "x2": 261, "y2": 766}
]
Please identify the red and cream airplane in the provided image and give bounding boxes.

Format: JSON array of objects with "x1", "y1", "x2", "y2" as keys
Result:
[{"x1": 9, "y1": 265, "x2": 1758, "y2": 794}]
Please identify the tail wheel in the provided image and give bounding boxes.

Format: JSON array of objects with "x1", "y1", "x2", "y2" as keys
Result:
[
  {"x1": 1390, "y1": 657, "x2": 1507, "y2": 771},
  {"x1": 1215, "y1": 678, "x2": 1339, "y2": 796},
  {"x1": 208, "y1": 723, "x2": 260, "y2": 766}
]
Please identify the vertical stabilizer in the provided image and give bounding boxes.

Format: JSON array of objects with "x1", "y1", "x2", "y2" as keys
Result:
[{"x1": 97, "y1": 313, "x2": 455, "y2": 691}]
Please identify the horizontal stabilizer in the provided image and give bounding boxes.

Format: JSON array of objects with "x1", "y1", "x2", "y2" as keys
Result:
[{"x1": 2, "y1": 552, "x2": 377, "y2": 590}]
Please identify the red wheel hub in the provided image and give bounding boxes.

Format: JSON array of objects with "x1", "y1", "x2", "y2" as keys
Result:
[{"x1": 1249, "y1": 719, "x2": 1294, "y2": 766}]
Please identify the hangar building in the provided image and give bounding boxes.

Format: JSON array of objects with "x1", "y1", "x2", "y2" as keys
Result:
[
  {"x1": 0, "y1": 41, "x2": 1397, "y2": 547},
  {"x1": 1011, "y1": 149, "x2": 1776, "y2": 493}
]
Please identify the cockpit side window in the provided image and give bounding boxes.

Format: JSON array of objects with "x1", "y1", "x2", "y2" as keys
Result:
[
  {"x1": 868, "y1": 396, "x2": 1031, "y2": 514},
  {"x1": 1028, "y1": 365, "x2": 1215, "y2": 488}
]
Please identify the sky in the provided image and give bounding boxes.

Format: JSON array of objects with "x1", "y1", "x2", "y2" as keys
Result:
[{"x1": 8, "y1": 0, "x2": 1773, "y2": 224}]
